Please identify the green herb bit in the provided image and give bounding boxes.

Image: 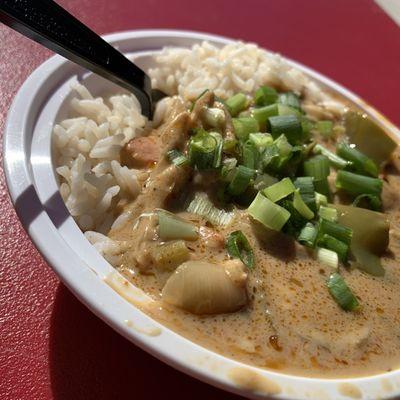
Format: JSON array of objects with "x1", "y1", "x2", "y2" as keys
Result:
[
  {"x1": 336, "y1": 170, "x2": 382, "y2": 197},
  {"x1": 262, "y1": 177, "x2": 295, "y2": 203},
  {"x1": 226, "y1": 93, "x2": 248, "y2": 116},
  {"x1": 254, "y1": 86, "x2": 278, "y2": 106},
  {"x1": 327, "y1": 273, "x2": 360, "y2": 311},
  {"x1": 226, "y1": 230, "x2": 255, "y2": 269},
  {"x1": 232, "y1": 117, "x2": 260, "y2": 141}
]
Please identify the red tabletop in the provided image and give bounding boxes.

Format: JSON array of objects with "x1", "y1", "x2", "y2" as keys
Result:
[{"x1": 1, "y1": 1, "x2": 399, "y2": 399}]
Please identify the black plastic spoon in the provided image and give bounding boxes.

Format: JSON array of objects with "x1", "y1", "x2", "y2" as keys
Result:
[{"x1": 0, "y1": 0, "x2": 162, "y2": 119}]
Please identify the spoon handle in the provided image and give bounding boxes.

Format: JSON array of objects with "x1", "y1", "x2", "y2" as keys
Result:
[{"x1": 0, "y1": 0, "x2": 152, "y2": 117}]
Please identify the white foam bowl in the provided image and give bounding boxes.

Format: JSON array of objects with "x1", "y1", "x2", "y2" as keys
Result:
[{"x1": 4, "y1": 30, "x2": 400, "y2": 400}]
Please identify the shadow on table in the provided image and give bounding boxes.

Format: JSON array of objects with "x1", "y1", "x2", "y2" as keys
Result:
[{"x1": 49, "y1": 283, "x2": 243, "y2": 400}]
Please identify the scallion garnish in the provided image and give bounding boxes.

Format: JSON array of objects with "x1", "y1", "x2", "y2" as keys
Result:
[
  {"x1": 315, "y1": 120, "x2": 333, "y2": 137},
  {"x1": 248, "y1": 192, "x2": 290, "y2": 231},
  {"x1": 316, "y1": 247, "x2": 338, "y2": 270},
  {"x1": 268, "y1": 115, "x2": 303, "y2": 145},
  {"x1": 313, "y1": 143, "x2": 350, "y2": 169},
  {"x1": 352, "y1": 194, "x2": 382, "y2": 211},
  {"x1": 188, "y1": 129, "x2": 219, "y2": 170},
  {"x1": 337, "y1": 142, "x2": 379, "y2": 177},
  {"x1": 167, "y1": 149, "x2": 189, "y2": 167},
  {"x1": 226, "y1": 230, "x2": 255, "y2": 269},
  {"x1": 326, "y1": 273, "x2": 360, "y2": 311},
  {"x1": 293, "y1": 176, "x2": 316, "y2": 212},
  {"x1": 232, "y1": 117, "x2": 260, "y2": 141},
  {"x1": 228, "y1": 165, "x2": 255, "y2": 196},
  {"x1": 336, "y1": 170, "x2": 383, "y2": 196},
  {"x1": 315, "y1": 192, "x2": 328, "y2": 209},
  {"x1": 253, "y1": 174, "x2": 278, "y2": 191},
  {"x1": 158, "y1": 210, "x2": 199, "y2": 241},
  {"x1": 298, "y1": 222, "x2": 318, "y2": 248},
  {"x1": 252, "y1": 104, "x2": 279, "y2": 128},
  {"x1": 293, "y1": 189, "x2": 314, "y2": 220},
  {"x1": 226, "y1": 93, "x2": 248, "y2": 116},
  {"x1": 254, "y1": 86, "x2": 278, "y2": 106},
  {"x1": 248, "y1": 132, "x2": 273, "y2": 152},
  {"x1": 187, "y1": 192, "x2": 233, "y2": 226},
  {"x1": 242, "y1": 140, "x2": 259, "y2": 169},
  {"x1": 303, "y1": 155, "x2": 330, "y2": 198},
  {"x1": 319, "y1": 206, "x2": 338, "y2": 222},
  {"x1": 278, "y1": 92, "x2": 301, "y2": 111},
  {"x1": 317, "y1": 234, "x2": 349, "y2": 262},
  {"x1": 319, "y1": 219, "x2": 352, "y2": 245},
  {"x1": 262, "y1": 177, "x2": 295, "y2": 203}
]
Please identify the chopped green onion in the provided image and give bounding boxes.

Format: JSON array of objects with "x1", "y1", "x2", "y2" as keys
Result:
[
  {"x1": 223, "y1": 138, "x2": 238, "y2": 154},
  {"x1": 151, "y1": 240, "x2": 190, "y2": 271},
  {"x1": 167, "y1": 149, "x2": 189, "y2": 167},
  {"x1": 210, "y1": 132, "x2": 223, "y2": 168},
  {"x1": 252, "y1": 104, "x2": 279, "y2": 128},
  {"x1": 316, "y1": 247, "x2": 338, "y2": 270},
  {"x1": 278, "y1": 104, "x2": 302, "y2": 117},
  {"x1": 220, "y1": 158, "x2": 237, "y2": 182},
  {"x1": 319, "y1": 206, "x2": 338, "y2": 222},
  {"x1": 188, "y1": 129, "x2": 218, "y2": 170},
  {"x1": 268, "y1": 115, "x2": 303, "y2": 145},
  {"x1": 274, "y1": 134, "x2": 293, "y2": 157},
  {"x1": 313, "y1": 143, "x2": 350, "y2": 169},
  {"x1": 319, "y1": 218, "x2": 352, "y2": 245},
  {"x1": 304, "y1": 155, "x2": 330, "y2": 180},
  {"x1": 293, "y1": 176, "x2": 316, "y2": 212},
  {"x1": 202, "y1": 107, "x2": 225, "y2": 128},
  {"x1": 242, "y1": 141, "x2": 259, "y2": 169},
  {"x1": 315, "y1": 192, "x2": 328, "y2": 209},
  {"x1": 187, "y1": 192, "x2": 233, "y2": 226},
  {"x1": 226, "y1": 93, "x2": 248, "y2": 116},
  {"x1": 336, "y1": 170, "x2": 382, "y2": 197},
  {"x1": 232, "y1": 117, "x2": 260, "y2": 141},
  {"x1": 253, "y1": 174, "x2": 278, "y2": 191},
  {"x1": 278, "y1": 92, "x2": 301, "y2": 110},
  {"x1": 293, "y1": 189, "x2": 314, "y2": 220},
  {"x1": 298, "y1": 222, "x2": 318, "y2": 248},
  {"x1": 317, "y1": 234, "x2": 349, "y2": 262},
  {"x1": 248, "y1": 192, "x2": 290, "y2": 231},
  {"x1": 279, "y1": 198, "x2": 308, "y2": 236},
  {"x1": 158, "y1": 210, "x2": 199, "y2": 241},
  {"x1": 248, "y1": 132, "x2": 274, "y2": 152},
  {"x1": 190, "y1": 89, "x2": 209, "y2": 112},
  {"x1": 262, "y1": 177, "x2": 295, "y2": 203},
  {"x1": 352, "y1": 194, "x2": 382, "y2": 211},
  {"x1": 326, "y1": 273, "x2": 360, "y2": 311},
  {"x1": 315, "y1": 120, "x2": 333, "y2": 137},
  {"x1": 337, "y1": 142, "x2": 379, "y2": 177},
  {"x1": 254, "y1": 86, "x2": 278, "y2": 106},
  {"x1": 345, "y1": 111, "x2": 397, "y2": 165},
  {"x1": 228, "y1": 165, "x2": 255, "y2": 196},
  {"x1": 226, "y1": 230, "x2": 255, "y2": 269}
]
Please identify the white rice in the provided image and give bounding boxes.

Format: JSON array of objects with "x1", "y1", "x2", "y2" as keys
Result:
[{"x1": 55, "y1": 41, "x2": 344, "y2": 236}]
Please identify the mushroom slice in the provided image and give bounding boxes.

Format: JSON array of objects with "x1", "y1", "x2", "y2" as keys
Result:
[{"x1": 162, "y1": 260, "x2": 247, "y2": 315}]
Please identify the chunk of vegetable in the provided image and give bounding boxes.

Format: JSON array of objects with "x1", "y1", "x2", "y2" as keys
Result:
[
  {"x1": 228, "y1": 166, "x2": 255, "y2": 196},
  {"x1": 254, "y1": 86, "x2": 278, "y2": 106},
  {"x1": 317, "y1": 247, "x2": 338, "y2": 270},
  {"x1": 336, "y1": 170, "x2": 382, "y2": 197},
  {"x1": 293, "y1": 189, "x2": 314, "y2": 220},
  {"x1": 226, "y1": 93, "x2": 248, "y2": 116},
  {"x1": 151, "y1": 241, "x2": 190, "y2": 271},
  {"x1": 167, "y1": 149, "x2": 189, "y2": 167},
  {"x1": 262, "y1": 177, "x2": 296, "y2": 203},
  {"x1": 158, "y1": 210, "x2": 198, "y2": 241},
  {"x1": 326, "y1": 273, "x2": 360, "y2": 311},
  {"x1": 268, "y1": 115, "x2": 303, "y2": 145},
  {"x1": 226, "y1": 231, "x2": 254, "y2": 269},
  {"x1": 232, "y1": 117, "x2": 260, "y2": 141},
  {"x1": 162, "y1": 260, "x2": 247, "y2": 314},
  {"x1": 298, "y1": 222, "x2": 318, "y2": 248},
  {"x1": 313, "y1": 143, "x2": 350, "y2": 169}
]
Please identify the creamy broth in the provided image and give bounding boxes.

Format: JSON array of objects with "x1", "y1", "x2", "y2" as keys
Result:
[{"x1": 106, "y1": 91, "x2": 400, "y2": 378}]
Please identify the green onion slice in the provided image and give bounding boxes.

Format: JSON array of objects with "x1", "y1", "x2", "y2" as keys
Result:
[
  {"x1": 352, "y1": 194, "x2": 382, "y2": 211},
  {"x1": 337, "y1": 142, "x2": 379, "y2": 177},
  {"x1": 317, "y1": 234, "x2": 349, "y2": 262},
  {"x1": 313, "y1": 143, "x2": 350, "y2": 169},
  {"x1": 315, "y1": 192, "x2": 328, "y2": 209},
  {"x1": 319, "y1": 206, "x2": 338, "y2": 222},
  {"x1": 242, "y1": 140, "x2": 259, "y2": 169},
  {"x1": 326, "y1": 273, "x2": 360, "y2": 311},
  {"x1": 254, "y1": 86, "x2": 278, "y2": 106},
  {"x1": 293, "y1": 189, "x2": 314, "y2": 220},
  {"x1": 319, "y1": 218, "x2": 352, "y2": 245},
  {"x1": 315, "y1": 120, "x2": 333, "y2": 137},
  {"x1": 187, "y1": 192, "x2": 233, "y2": 226},
  {"x1": 228, "y1": 165, "x2": 255, "y2": 196},
  {"x1": 157, "y1": 210, "x2": 198, "y2": 241},
  {"x1": 252, "y1": 104, "x2": 279, "y2": 128},
  {"x1": 262, "y1": 177, "x2": 295, "y2": 203},
  {"x1": 253, "y1": 174, "x2": 278, "y2": 191},
  {"x1": 167, "y1": 149, "x2": 189, "y2": 167},
  {"x1": 336, "y1": 170, "x2": 382, "y2": 197},
  {"x1": 278, "y1": 92, "x2": 301, "y2": 110},
  {"x1": 226, "y1": 230, "x2": 255, "y2": 269},
  {"x1": 298, "y1": 222, "x2": 318, "y2": 248},
  {"x1": 248, "y1": 192, "x2": 290, "y2": 231},
  {"x1": 226, "y1": 93, "x2": 248, "y2": 116},
  {"x1": 232, "y1": 117, "x2": 260, "y2": 141},
  {"x1": 268, "y1": 115, "x2": 304, "y2": 145},
  {"x1": 316, "y1": 247, "x2": 338, "y2": 270},
  {"x1": 293, "y1": 176, "x2": 316, "y2": 212},
  {"x1": 304, "y1": 155, "x2": 330, "y2": 180}
]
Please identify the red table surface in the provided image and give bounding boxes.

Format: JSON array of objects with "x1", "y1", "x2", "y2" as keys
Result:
[{"x1": 1, "y1": 1, "x2": 399, "y2": 399}]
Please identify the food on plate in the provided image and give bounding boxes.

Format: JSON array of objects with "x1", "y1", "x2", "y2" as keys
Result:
[{"x1": 53, "y1": 41, "x2": 400, "y2": 377}]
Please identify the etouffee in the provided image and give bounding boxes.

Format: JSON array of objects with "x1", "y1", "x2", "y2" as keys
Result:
[{"x1": 107, "y1": 87, "x2": 400, "y2": 378}]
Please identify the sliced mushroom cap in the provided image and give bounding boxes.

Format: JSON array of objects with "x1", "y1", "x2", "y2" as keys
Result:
[{"x1": 162, "y1": 260, "x2": 248, "y2": 315}]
